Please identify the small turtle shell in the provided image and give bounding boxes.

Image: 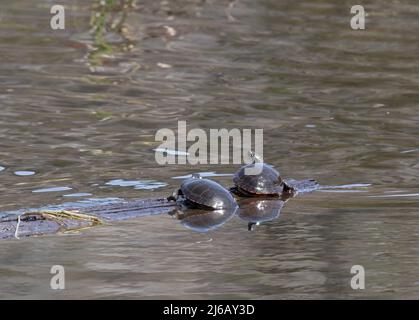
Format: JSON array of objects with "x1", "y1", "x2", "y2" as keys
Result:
[
  {"x1": 233, "y1": 163, "x2": 283, "y2": 195},
  {"x1": 181, "y1": 177, "x2": 237, "y2": 210}
]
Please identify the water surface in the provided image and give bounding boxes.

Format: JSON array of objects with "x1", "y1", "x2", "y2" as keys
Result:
[{"x1": 1, "y1": 0, "x2": 419, "y2": 299}]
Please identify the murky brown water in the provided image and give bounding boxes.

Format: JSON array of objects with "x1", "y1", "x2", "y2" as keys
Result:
[{"x1": 1, "y1": 0, "x2": 419, "y2": 299}]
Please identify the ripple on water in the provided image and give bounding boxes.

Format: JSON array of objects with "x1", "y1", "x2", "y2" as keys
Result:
[
  {"x1": 368, "y1": 193, "x2": 419, "y2": 198},
  {"x1": 318, "y1": 183, "x2": 372, "y2": 192},
  {"x1": 172, "y1": 172, "x2": 234, "y2": 179},
  {"x1": 105, "y1": 179, "x2": 168, "y2": 190},
  {"x1": 14, "y1": 171, "x2": 36, "y2": 176},
  {"x1": 401, "y1": 149, "x2": 419, "y2": 154},
  {"x1": 0, "y1": 166, "x2": 4, "y2": 172},
  {"x1": 63, "y1": 193, "x2": 93, "y2": 198},
  {"x1": 32, "y1": 186, "x2": 73, "y2": 193}
]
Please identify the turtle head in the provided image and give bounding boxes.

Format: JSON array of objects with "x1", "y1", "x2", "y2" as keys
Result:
[
  {"x1": 191, "y1": 173, "x2": 202, "y2": 179},
  {"x1": 282, "y1": 181, "x2": 295, "y2": 195}
]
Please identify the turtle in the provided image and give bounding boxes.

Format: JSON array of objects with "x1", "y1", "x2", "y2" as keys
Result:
[
  {"x1": 230, "y1": 155, "x2": 319, "y2": 198},
  {"x1": 236, "y1": 198, "x2": 285, "y2": 231},
  {"x1": 167, "y1": 174, "x2": 238, "y2": 210},
  {"x1": 230, "y1": 162, "x2": 295, "y2": 198}
]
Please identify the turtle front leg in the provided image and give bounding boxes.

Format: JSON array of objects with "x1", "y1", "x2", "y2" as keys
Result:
[
  {"x1": 229, "y1": 186, "x2": 239, "y2": 196},
  {"x1": 280, "y1": 182, "x2": 296, "y2": 201},
  {"x1": 167, "y1": 189, "x2": 180, "y2": 202}
]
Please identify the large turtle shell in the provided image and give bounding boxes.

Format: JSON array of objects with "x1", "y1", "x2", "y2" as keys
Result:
[
  {"x1": 180, "y1": 177, "x2": 237, "y2": 210},
  {"x1": 233, "y1": 163, "x2": 283, "y2": 195}
]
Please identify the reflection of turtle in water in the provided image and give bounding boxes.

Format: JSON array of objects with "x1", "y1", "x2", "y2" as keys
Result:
[
  {"x1": 167, "y1": 174, "x2": 238, "y2": 232},
  {"x1": 236, "y1": 198, "x2": 285, "y2": 231},
  {"x1": 169, "y1": 207, "x2": 237, "y2": 233},
  {"x1": 167, "y1": 174, "x2": 237, "y2": 210},
  {"x1": 230, "y1": 154, "x2": 319, "y2": 198}
]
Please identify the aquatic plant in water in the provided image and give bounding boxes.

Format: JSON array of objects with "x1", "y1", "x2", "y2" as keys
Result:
[{"x1": 88, "y1": 0, "x2": 137, "y2": 66}]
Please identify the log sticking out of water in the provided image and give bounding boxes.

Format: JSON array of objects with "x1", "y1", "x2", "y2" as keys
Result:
[{"x1": 0, "y1": 198, "x2": 176, "y2": 240}]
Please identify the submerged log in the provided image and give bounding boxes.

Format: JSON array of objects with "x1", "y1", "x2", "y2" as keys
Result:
[{"x1": 0, "y1": 198, "x2": 176, "y2": 240}]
